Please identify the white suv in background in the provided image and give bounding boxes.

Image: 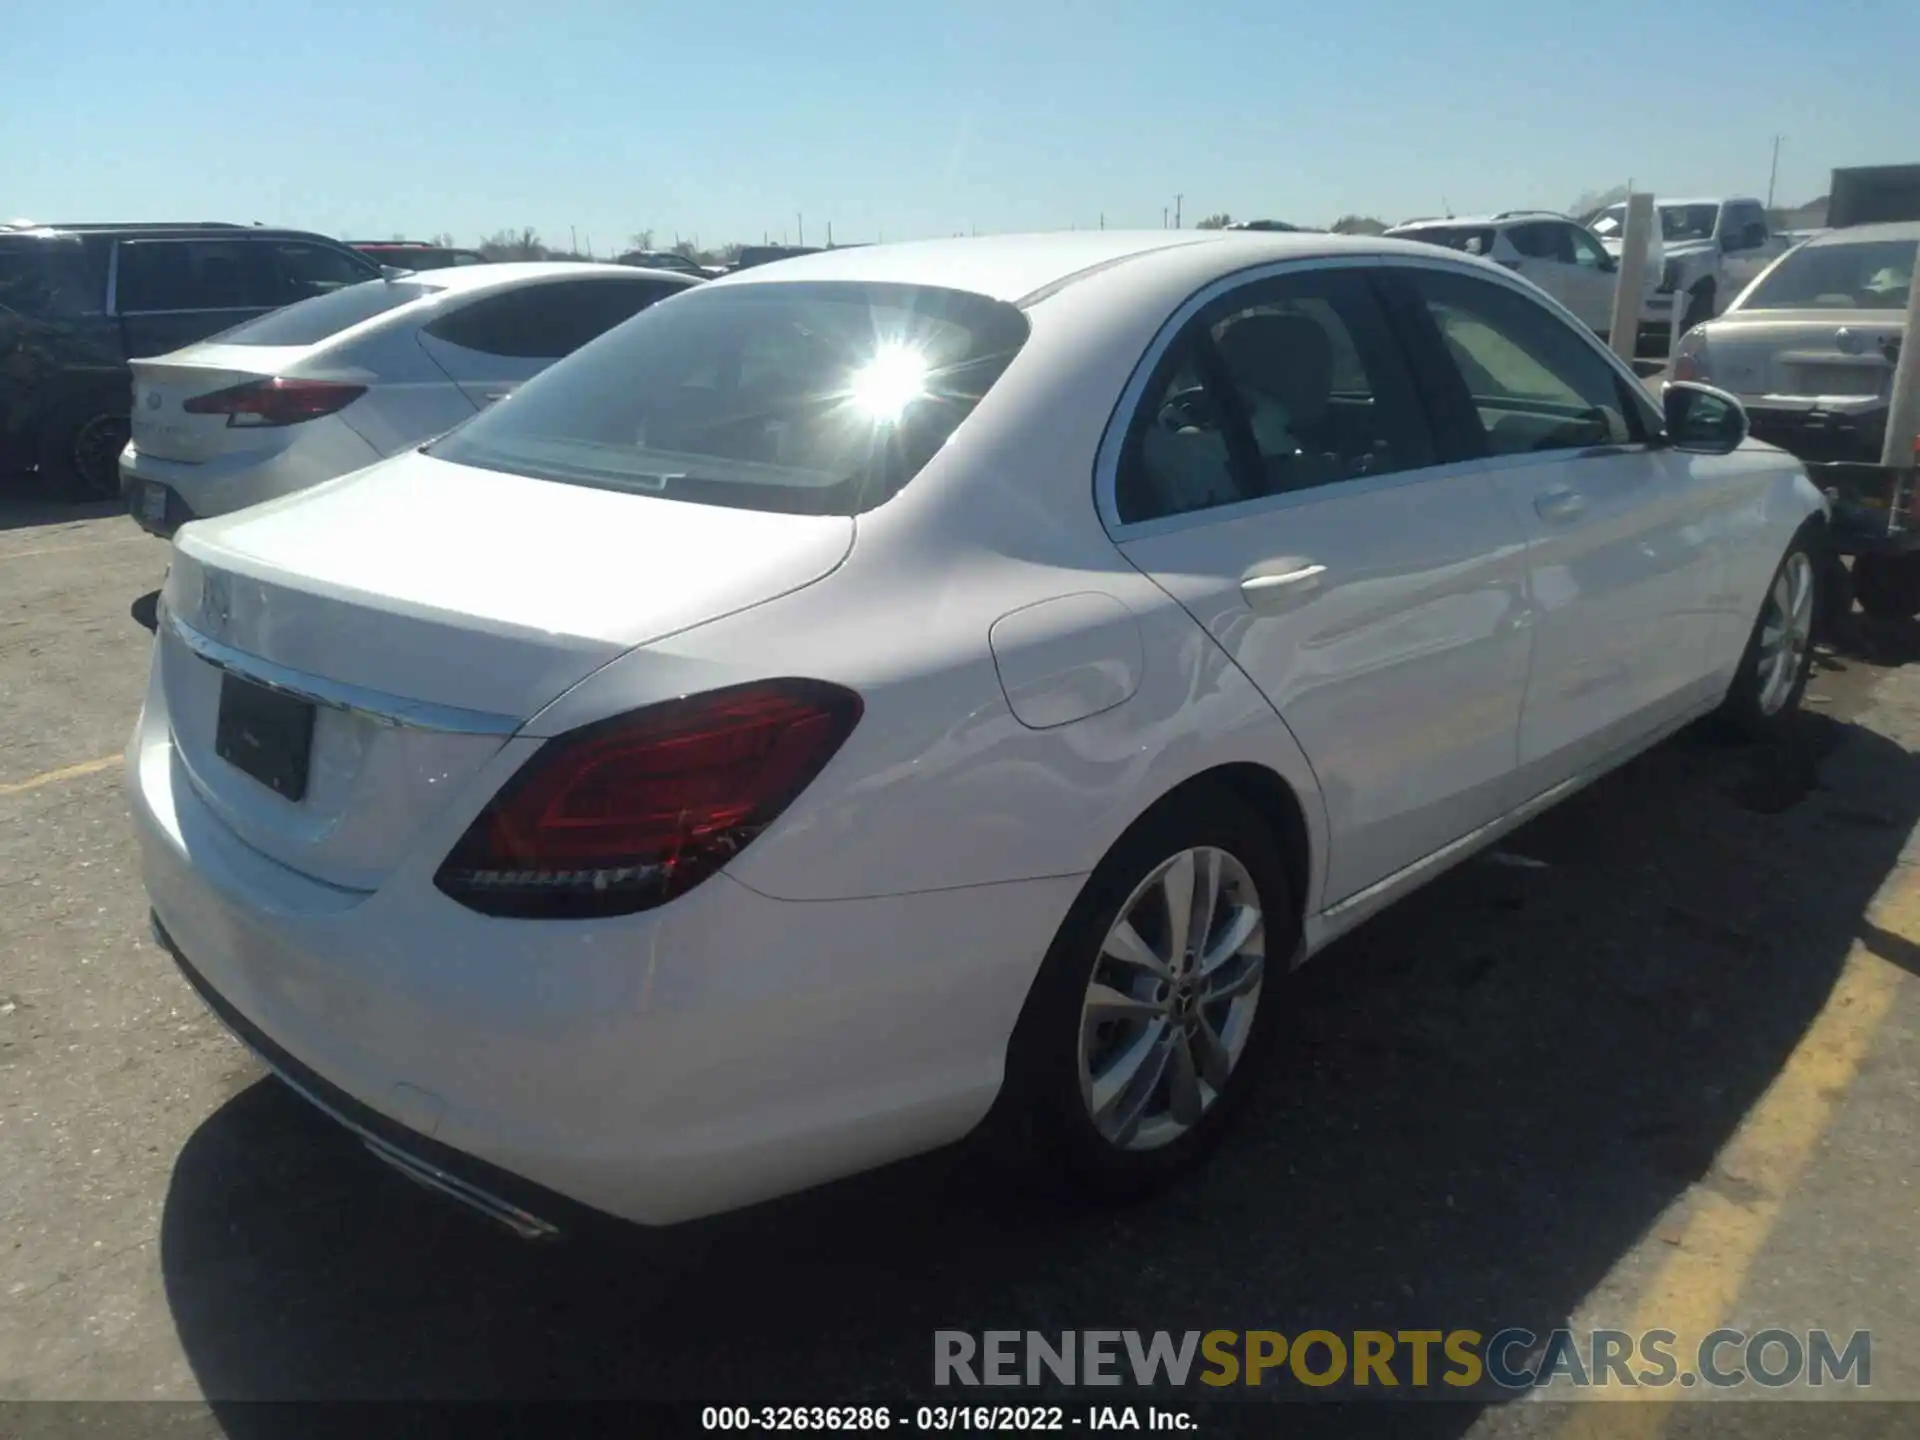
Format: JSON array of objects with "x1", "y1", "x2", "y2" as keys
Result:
[{"x1": 1385, "y1": 211, "x2": 1625, "y2": 338}]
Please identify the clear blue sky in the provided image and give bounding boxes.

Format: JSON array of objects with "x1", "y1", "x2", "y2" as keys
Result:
[{"x1": 6, "y1": 0, "x2": 1911, "y2": 250}]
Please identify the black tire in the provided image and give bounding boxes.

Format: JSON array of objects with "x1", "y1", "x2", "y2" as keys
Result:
[
  {"x1": 1680, "y1": 281, "x2": 1716, "y2": 337},
  {"x1": 1717, "y1": 520, "x2": 1824, "y2": 739},
  {"x1": 1851, "y1": 552, "x2": 1920, "y2": 622},
  {"x1": 37, "y1": 399, "x2": 130, "y2": 501},
  {"x1": 986, "y1": 783, "x2": 1295, "y2": 1202}
]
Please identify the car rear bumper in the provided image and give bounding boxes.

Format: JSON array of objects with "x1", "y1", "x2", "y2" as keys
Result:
[
  {"x1": 127, "y1": 662, "x2": 1072, "y2": 1228},
  {"x1": 119, "y1": 418, "x2": 382, "y2": 526}
]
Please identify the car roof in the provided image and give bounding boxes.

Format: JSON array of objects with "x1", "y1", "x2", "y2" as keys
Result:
[
  {"x1": 1802, "y1": 220, "x2": 1920, "y2": 246},
  {"x1": 1390, "y1": 215, "x2": 1507, "y2": 230},
  {"x1": 702, "y1": 229, "x2": 1488, "y2": 307},
  {"x1": 707, "y1": 231, "x2": 1233, "y2": 303},
  {"x1": 394, "y1": 260, "x2": 696, "y2": 293}
]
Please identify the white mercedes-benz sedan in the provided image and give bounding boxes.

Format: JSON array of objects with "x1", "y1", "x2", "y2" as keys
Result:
[{"x1": 129, "y1": 229, "x2": 1827, "y2": 1237}]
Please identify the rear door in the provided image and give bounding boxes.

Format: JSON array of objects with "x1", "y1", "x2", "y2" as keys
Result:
[
  {"x1": 1106, "y1": 262, "x2": 1534, "y2": 907},
  {"x1": 1719, "y1": 202, "x2": 1775, "y2": 300},
  {"x1": 112, "y1": 238, "x2": 283, "y2": 357},
  {"x1": 416, "y1": 276, "x2": 686, "y2": 407},
  {"x1": 1559, "y1": 223, "x2": 1622, "y2": 334},
  {"x1": 1383, "y1": 263, "x2": 1723, "y2": 791}
]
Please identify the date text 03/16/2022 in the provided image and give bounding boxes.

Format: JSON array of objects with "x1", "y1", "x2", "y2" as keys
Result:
[{"x1": 701, "y1": 1405, "x2": 1196, "y2": 1431}]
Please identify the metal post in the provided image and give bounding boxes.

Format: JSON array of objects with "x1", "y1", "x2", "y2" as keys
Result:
[
  {"x1": 1608, "y1": 192, "x2": 1657, "y2": 366},
  {"x1": 1878, "y1": 267, "x2": 1920, "y2": 471}
]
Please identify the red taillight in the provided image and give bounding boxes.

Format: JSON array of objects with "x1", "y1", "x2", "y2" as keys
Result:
[
  {"x1": 435, "y1": 679, "x2": 863, "y2": 919},
  {"x1": 181, "y1": 377, "x2": 367, "y2": 428}
]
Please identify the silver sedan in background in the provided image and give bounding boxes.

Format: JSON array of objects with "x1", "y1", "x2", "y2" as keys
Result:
[{"x1": 120, "y1": 261, "x2": 700, "y2": 536}]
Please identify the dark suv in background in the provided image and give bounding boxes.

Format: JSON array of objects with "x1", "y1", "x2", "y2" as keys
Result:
[{"x1": 0, "y1": 222, "x2": 381, "y2": 498}]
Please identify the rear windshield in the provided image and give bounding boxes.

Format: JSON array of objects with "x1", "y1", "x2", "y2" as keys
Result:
[
  {"x1": 1396, "y1": 226, "x2": 1498, "y2": 257},
  {"x1": 213, "y1": 278, "x2": 439, "y2": 345},
  {"x1": 1742, "y1": 238, "x2": 1916, "y2": 311},
  {"x1": 426, "y1": 280, "x2": 1031, "y2": 515}
]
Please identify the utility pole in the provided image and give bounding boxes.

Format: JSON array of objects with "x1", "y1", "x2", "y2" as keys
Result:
[
  {"x1": 1174, "y1": 193, "x2": 1183, "y2": 229},
  {"x1": 827, "y1": 221, "x2": 834, "y2": 248},
  {"x1": 1099, "y1": 211, "x2": 1105, "y2": 230},
  {"x1": 1162, "y1": 206, "x2": 1169, "y2": 229},
  {"x1": 570, "y1": 225, "x2": 578, "y2": 255},
  {"x1": 1767, "y1": 135, "x2": 1783, "y2": 209},
  {"x1": 797, "y1": 214, "x2": 804, "y2": 246}
]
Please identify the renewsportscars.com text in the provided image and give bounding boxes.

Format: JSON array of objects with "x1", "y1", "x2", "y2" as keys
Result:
[{"x1": 933, "y1": 1328, "x2": 1870, "y2": 1393}]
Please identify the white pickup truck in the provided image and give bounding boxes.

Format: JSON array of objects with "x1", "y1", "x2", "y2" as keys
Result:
[{"x1": 1586, "y1": 196, "x2": 1793, "y2": 352}]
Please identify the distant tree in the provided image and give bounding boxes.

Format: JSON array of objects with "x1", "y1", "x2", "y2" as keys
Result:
[
  {"x1": 715, "y1": 242, "x2": 743, "y2": 264},
  {"x1": 389, "y1": 231, "x2": 407, "y2": 242},
  {"x1": 626, "y1": 229, "x2": 656, "y2": 253},
  {"x1": 671, "y1": 238, "x2": 699, "y2": 260},
  {"x1": 429, "y1": 232, "x2": 456, "y2": 249},
  {"x1": 1568, "y1": 184, "x2": 1630, "y2": 223},
  {"x1": 1330, "y1": 215, "x2": 1388, "y2": 235},
  {"x1": 478, "y1": 227, "x2": 546, "y2": 261},
  {"x1": 1195, "y1": 212, "x2": 1233, "y2": 230}
]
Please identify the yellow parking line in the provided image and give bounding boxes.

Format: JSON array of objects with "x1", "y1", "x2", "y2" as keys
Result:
[
  {"x1": 0, "y1": 754, "x2": 122, "y2": 798},
  {"x1": 1557, "y1": 864, "x2": 1916, "y2": 1436}
]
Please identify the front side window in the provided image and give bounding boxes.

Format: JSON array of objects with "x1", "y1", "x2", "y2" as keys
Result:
[
  {"x1": 426, "y1": 280, "x2": 1030, "y2": 515},
  {"x1": 1659, "y1": 204, "x2": 1721, "y2": 243},
  {"x1": 115, "y1": 240, "x2": 280, "y2": 313},
  {"x1": 1116, "y1": 268, "x2": 1436, "y2": 525},
  {"x1": 1395, "y1": 226, "x2": 1498, "y2": 258},
  {"x1": 1566, "y1": 227, "x2": 1612, "y2": 269},
  {"x1": 1741, "y1": 239, "x2": 1916, "y2": 311},
  {"x1": 1508, "y1": 224, "x2": 1572, "y2": 263},
  {"x1": 1402, "y1": 268, "x2": 1650, "y2": 457},
  {"x1": 274, "y1": 241, "x2": 378, "y2": 301}
]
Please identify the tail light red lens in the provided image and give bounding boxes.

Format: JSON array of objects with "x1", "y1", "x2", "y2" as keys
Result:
[
  {"x1": 435, "y1": 679, "x2": 863, "y2": 919},
  {"x1": 182, "y1": 377, "x2": 367, "y2": 428}
]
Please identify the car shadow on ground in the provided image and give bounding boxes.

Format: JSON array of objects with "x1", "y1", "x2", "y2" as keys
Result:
[
  {"x1": 0, "y1": 479, "x2": 122, "y2": 531},
  {"x1": 158, "y1": 700, "x2": 1920, "y2": 1433}
]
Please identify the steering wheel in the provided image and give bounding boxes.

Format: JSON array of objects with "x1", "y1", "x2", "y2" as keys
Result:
[{"x1": 1158, "y1": 385, "x2": 1217, "y2": 433}]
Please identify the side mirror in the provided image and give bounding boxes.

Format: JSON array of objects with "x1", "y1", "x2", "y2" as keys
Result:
[
  {"x1": 1598, "y1": 252, "x2": 1618, "y2": 273},
  {"x1": 1663, "y1": 381, "x2": 1748, "y2": 454}
]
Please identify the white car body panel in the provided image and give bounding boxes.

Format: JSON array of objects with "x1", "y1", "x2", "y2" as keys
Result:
[{"x1": 129, "y1": 230, "x2": 1827, "y2": 1229}]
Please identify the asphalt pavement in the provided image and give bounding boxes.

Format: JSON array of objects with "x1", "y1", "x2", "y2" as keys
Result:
[{"x1": 4, "y1": 485, "x2": 1920, "y2": 1439}]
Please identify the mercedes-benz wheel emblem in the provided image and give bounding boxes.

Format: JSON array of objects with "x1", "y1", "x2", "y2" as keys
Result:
[{"x1": 1836, "y1": 328, "x2": 1865, "y2": 355}]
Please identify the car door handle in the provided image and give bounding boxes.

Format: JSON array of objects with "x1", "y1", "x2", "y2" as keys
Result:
[
  {"x1": 1534, "y1": 487, "x2": 1587, "y2": 523},
  {"x1": 1241, "y1": 563, "x2": 1327, "y2": 611}
]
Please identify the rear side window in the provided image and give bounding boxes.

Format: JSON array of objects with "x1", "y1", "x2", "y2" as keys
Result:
[
  {"x1": 0, "y1": 238, "x2": 100, "y2": 317},
  {"x1": 427, "y1": 280, "x2": 1031, "y2": 515},
  {"x1": 1115, "y1": 268, "x2": 1435, "y2": 524},
  {"x1": 1742, "y1": 239, "x2": 1916, "y2": 311},
  {"x1": 423, "y1": 278, "x2": 686, "y2": 359},
  {"x1": 211, "y1": 279, "x2": 439, "y2": 346},
  {"x1": 116, "y1": 240, "x2": 280, "y2": 312}
]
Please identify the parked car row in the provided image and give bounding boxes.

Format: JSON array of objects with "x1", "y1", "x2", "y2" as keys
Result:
[
  {"x1": 1, "y1": 220, "x2": 384, "y2": 495},
  {"x1": 130, "y1": 226, "x2": 1832, "y2": 1238}
]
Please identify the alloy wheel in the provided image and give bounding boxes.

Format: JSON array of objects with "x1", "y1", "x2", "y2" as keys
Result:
[
  {"x1": 1078, "y1": 846, "x2": 1265, "y2": 1152},
  {"x1": 1757, "y1": 551, "x2": 1815, "y2": 716}
]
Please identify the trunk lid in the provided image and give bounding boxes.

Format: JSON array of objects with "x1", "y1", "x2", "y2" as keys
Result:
[
  {"x1": 159, "y1": 450, "x2": 855, "y2": 890},
  {"x1": 129, "y1": 344, "x2": 311, "y2": 463},
  {"x1": 1704, "y1": 311, "x2": 1903, "y2": 401}
]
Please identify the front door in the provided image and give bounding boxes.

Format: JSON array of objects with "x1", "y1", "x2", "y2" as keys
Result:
[
  {"x1": 1105, "y1": 263, "x2": 1534, "y2": 907},
  {"x1": 1385, "y1": 264, "x2": 1722, "y2": 791}
]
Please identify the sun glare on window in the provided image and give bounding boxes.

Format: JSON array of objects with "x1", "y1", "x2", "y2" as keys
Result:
[{"x1": 846, "y1": 344, "x2": 930, "y2": 422}]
